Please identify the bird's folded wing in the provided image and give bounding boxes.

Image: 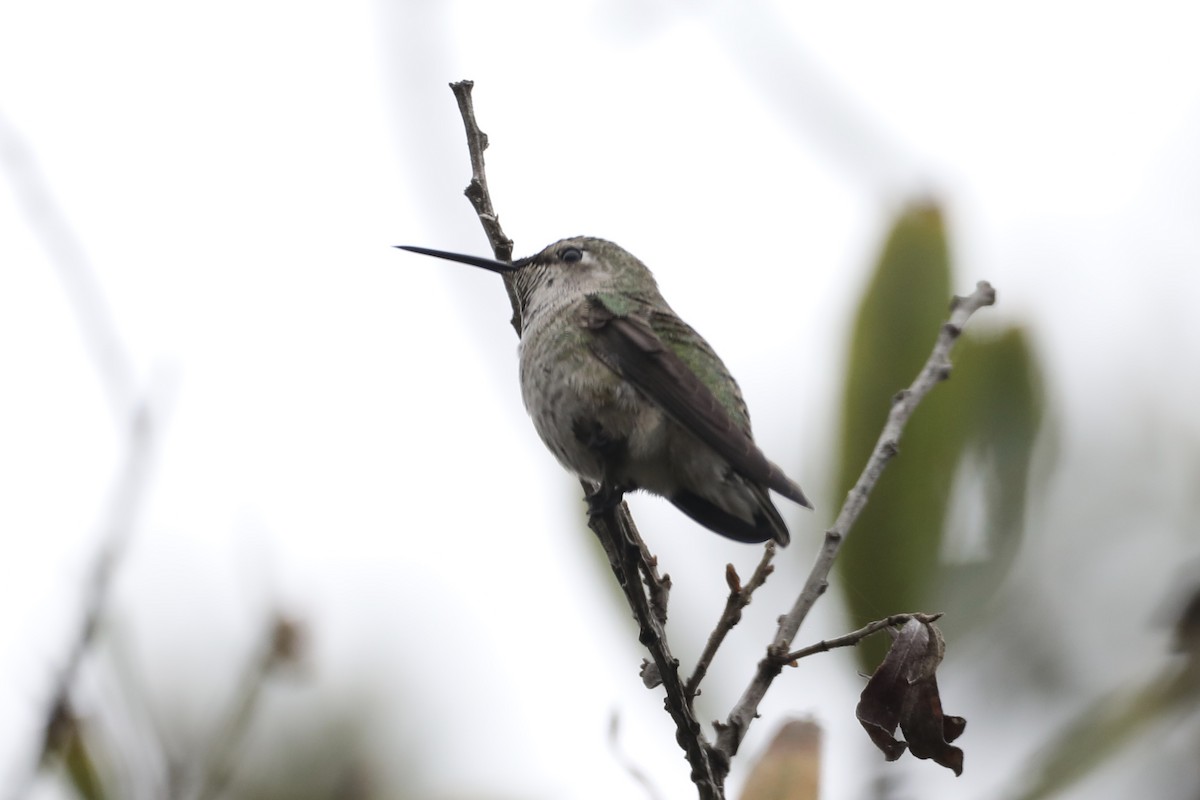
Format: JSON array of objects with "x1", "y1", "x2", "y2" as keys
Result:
[{"x1": 580, "y1": 294, "x2": 809, "y2": 506}]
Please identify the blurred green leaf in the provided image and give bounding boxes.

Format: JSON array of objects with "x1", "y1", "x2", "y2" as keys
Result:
[
  {"x1": 835, "y1": 202, "x2": 955, "y2": 669},
  {"x1": 1013, "y1": 583, "x2": 1200, "y2": 799},
  {"x1": 62, "y1": 730, "x2": 106, "y2": 800},
  {"x1": 834, "y1": 202, "x2": 1043, "y2": 668},
  {"x1": 937, "y1": 329, "x2": 1043, "y2": 610},
  {"x1": 225, "y1": 704, "x2": 380, "y2": 800},
  {"x1": 1012, "y1": 661, "x2": 1200, "y2": 800},
  {"x1": 43, "y1": 703, "x2": 107, "y2": 800}
]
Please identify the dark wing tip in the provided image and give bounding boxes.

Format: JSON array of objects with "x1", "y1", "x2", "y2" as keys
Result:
[
  {"x1": 768, "y1": 463, "x2": 814, "y2": 511},
  {"x1": 770, "y1": 524, "x2": 791, "y2": 548},
  {"x1": 669, "y1": 489, "x2": 794, "y2": 546},
  {"x1": 669, "y1": 491, "x2": 776, "y2": 544}
]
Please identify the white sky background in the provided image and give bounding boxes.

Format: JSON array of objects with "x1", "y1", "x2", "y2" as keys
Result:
[{"x1": 2, "y1": 1, "x2": 1200, "y2": 799}]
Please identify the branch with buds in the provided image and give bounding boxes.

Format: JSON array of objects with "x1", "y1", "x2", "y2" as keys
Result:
[{"x1": 444, "y1": 79, "x2": 990, "y2": 799}]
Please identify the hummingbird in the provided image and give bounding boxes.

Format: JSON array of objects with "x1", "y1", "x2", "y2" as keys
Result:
[{"x1": 398, "y1": 237, "x2": 811, "y2": 545}]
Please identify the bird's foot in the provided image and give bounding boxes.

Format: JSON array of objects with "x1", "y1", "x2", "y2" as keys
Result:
[{"x1": 585, "y1": 482, "x2": 627, "y2": 517}]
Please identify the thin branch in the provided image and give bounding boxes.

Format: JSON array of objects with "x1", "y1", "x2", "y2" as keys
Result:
[
  {"x1": 1, "y1": 110, "x2": 171, "y2": 800},
  {"x1": 441, "y1": 79, "x2": 995, "y2": 797},
  {"x1": 686, "y1": 545, "x2": 776, "y2": 701},
  {"x1": 588, "y1": 504, "x2": 721, "y2": 800},
  {"x1": 449, "y1": 81, "x2": 512, "y2": 261},
  {"x1": 783, "y1": 612, "x2": 942, "y2": 662},
  {"x1": 608, "y1": 710, "x2": 666, "y2": 800},
  {"x1": 448, "y1": 79, "x2": 685, "y2": 627},
  {"x1": 714, "y1": 282, "x2": 996, "y2": 764},
  {"x1": 448, "y1": 80, "x2": 521, "y2": 335},
  {"x1": 445, "y1": 81, "x2": 722, "y2": 800},
  {"x1": 192, "y1": 614, "x2": 303, "y2": 800},
  {"x1": 632, "y1": 522, "x2": 672, "y2": 626},
  {"x1": 8, "y1": 401, "x2": 163, "y2": 800},
  {"x1": 0, "y1": 110, "x2": 137, "y2": 425}
]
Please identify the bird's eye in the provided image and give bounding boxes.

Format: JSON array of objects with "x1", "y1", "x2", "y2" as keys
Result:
[{"x1": 560, "y1": 247, "x2": 584, "y2": 264}]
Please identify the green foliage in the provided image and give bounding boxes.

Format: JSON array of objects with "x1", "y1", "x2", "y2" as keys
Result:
[
  {"x1": 936, "y1": 328, "x2": 1043, "y2": 611},
  {"x1": 1014, "y1": 588, "x2": 1200, "y2": 798},
  {"x1": 224, "y1": 710, "x2": 378, "y2": 800},
  {"x1": 834, "y1": 202, "x2": 1043, "y2": 669},
  {"x1": 60, "y1": 725, "x2": 107, "y2": 800},
  {"x1": 835, "y1": 203, "x2": 955, "y2": 668},
  {"x1": 1012, "y1": 662, "x2": 1200, "y2": 800},
  {"x1": 40, "y1": 702, "x2": 108, "y2": 800}
]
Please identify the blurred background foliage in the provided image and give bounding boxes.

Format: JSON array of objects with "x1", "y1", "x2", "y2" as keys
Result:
[
  {"x1": 26, "y1": 200, "x2": 1198, "y2": 800},
  {"x1": 834, "y1": 202, "x2": 1043, "y2": 668},
  {"x1": 6, "y1": 3, "x2": 1200, "y2": 799}
]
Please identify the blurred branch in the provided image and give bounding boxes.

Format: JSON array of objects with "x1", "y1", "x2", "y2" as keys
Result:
[
  {"x1": 714, "y1": 282, "x2": 996, "y2": 762},
  {"x1": 1012, "y1": 665, "x2": 1198, "y2": 800},
  {"x1": 193, "y1": 614, "x2": 305, "y2": 800},
  {"x1": 446, "y1": 80, "x2": 723, "y2": 800},
  {"x1": 608, "y1": 710, "x2": 665, "y2": 800},
  {"x1": 1012, "y1": 581, "x2": 1200, "y2": 800},
  {"x1": 0, "y1": 110, "x2": 136, "y2": 425},
  {"x1": 0, "y1": 110, "x2": 176, "y2": 799},
  {"x1": 9, "y1": 399, "x2": 164, "y2": 800},
  {"x1": 40, "y1": 701, "x2": 105, "y2": 800}
]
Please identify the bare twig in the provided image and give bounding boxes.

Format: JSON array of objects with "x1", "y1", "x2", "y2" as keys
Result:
[
  {"x1": 0, "y1": 111, "x2": 137, "y2": 425},
  {"x1": 193, "y1": 614, "x2": 303, "y2": 800},
  {"x1": 784, "y1": 612, "x2": 942, "y2": 662},
  {"x1": 1, "y1": 111, "x2": 176, "y2": 800},
  {"x1": 62, "y1": 405, "x2": 156, "y2": 692},
  {"x1": 441, "y1": 80, "x2": 995, "y2": 796},
  {"x1": 446, "y1": 80, "x2": 722, "y2": 800},
  {"x1": 449, "y1": 81, "x2": 513, "y2": 262},
  {"x1": 714, "y1": 282, "x2": 996, "y2": 764},
  {"x1": 633, "y1": 527, "x2": 672, "y2": 626},
  {"x1": 608, "y1": 710, "x2": 666, "y2": 800},
  {"x1": 589, "y1": 504, "x2": 721, "y2": 799},
  {"x1": 686, "y1": 545, "x2": 776, "y2": 701},
  {"x1": 448, "y1": 80, "x2": 521, "y2": 335},
  {"x1": 8, "y1": 400, "x2": 163, "y2": 800}
]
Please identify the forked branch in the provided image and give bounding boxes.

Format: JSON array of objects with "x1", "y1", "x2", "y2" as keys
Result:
[
  {"x1": 714, "y1": 284, "x2": 995, "y2": 763},
  {"x1": 440, "y1": 79, "x2": 995, "y2": 797},
  {"x1": 446, "y1": 79, "x2": 722, "y2": 800}
]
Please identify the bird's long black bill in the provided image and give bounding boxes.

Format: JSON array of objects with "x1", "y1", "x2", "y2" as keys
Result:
[{"x1": 395, "y1": 245, "x2": 522, "y2": 273}]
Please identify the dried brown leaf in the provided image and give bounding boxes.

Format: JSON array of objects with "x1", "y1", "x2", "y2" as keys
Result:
[{"x1": 856, "y1": 618, "x2": 965, "y2": 775}]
